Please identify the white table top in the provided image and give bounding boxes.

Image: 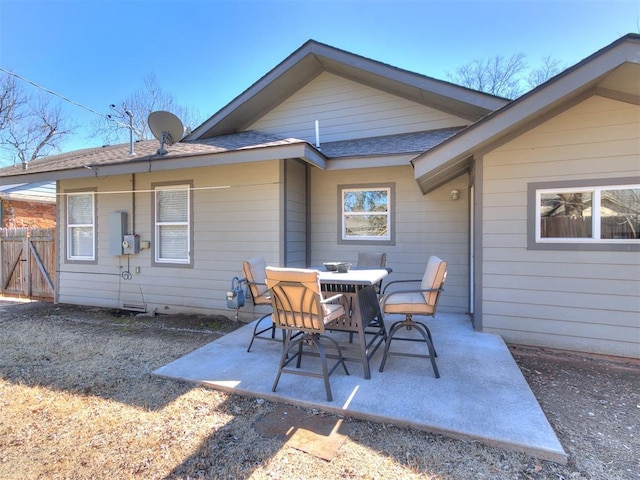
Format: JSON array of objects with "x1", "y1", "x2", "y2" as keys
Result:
[{"x1": 316, "y1": 267, "x2": 388, "y2": 285}]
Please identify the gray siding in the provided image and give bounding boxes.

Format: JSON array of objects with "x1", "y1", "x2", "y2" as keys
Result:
[
  {"x1": 284, "y1": 159, "x2": 308, "y2": 267},
  {"x1": 310, "y1": 165, "x2": 469, "y2": 313},
  {"x1": 481, "y1": 95, "x2": 640, "y2": 357},
  {"x1": 248, "y1": 72, "x2": 469, "y2": 143},
  {"x1": 58, "y1": 162, "x2": 282, "y2": 319}
]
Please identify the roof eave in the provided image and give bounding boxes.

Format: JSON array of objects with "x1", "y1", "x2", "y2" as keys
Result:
[
  {"x1": 187, "y1": 40, "x2": 507, "y2": 140},
  {"x1": 412, "y1": 34, "x2": 640, "y2": 194},
  {"x1": 0, "y1": 143, "x2": 327, "y2": 185}
]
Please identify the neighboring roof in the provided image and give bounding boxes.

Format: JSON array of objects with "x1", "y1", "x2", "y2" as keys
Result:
[
  {"x1": 187, "y1": 40, "x2": 507, "y2": 139},
  {"x1": 0, "y1": 181, "x2": 56, "y2": 202},
  {"x1": 412, "y1": 33, "x2": 640, "y2": 194}
]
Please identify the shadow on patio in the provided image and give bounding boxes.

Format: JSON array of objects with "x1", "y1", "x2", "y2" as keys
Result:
[{"x1": 153, "y1": 312, "x2": 567, "y2": 464}]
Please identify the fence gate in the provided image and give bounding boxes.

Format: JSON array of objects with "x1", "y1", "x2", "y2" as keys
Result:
[{"x1": 1, "y1": 227, "x2": 56, "y2": 301}]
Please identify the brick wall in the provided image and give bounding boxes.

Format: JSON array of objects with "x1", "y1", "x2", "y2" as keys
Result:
[{"x1": 1, "y1": 199, "x2": 56, "y2": 229}]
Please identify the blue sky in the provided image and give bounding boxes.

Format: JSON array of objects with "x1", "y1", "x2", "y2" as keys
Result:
[{"x1": 0, "y1": 0, "x2": 638, "y2": 154}]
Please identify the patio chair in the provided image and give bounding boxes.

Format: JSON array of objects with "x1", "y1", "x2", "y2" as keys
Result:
[
  {"x1": 356, "y1": 252, "x2": 387, "y2": 293},
  {"x1": 378, "y1": 255, "x2": 447, "y2": 378},
  {"x1": 356, "y1": 251, "x2": 387, "y2": 268},
  {"x1": 266, "y1": 266, "x2": 350, "y2": 402},
  {"x1": 243, "y1": 257, "x2": 278, "y2": 352}
]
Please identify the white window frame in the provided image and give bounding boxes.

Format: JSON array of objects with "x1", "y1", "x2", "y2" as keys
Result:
[
  {"x1": 66, "y1": 191, "x2": 96, "y2": 261},
  {"x1": 339, "y1": 184, "x2": 394, "y2": 245},
  {"x1": 153, "y1": 184, "x2": 191, "y2": 265},
  {"x1": 528, "y1": 178, "x2": 640, "y2": 251}
]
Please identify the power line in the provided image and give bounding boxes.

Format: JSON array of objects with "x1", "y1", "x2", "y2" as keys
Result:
[
  {"x1": 54, "y1": 181, "x2": 281, "y2": 196},
  {"x1": 0, "y1": 67, "x2": 109, "y2": 120}
]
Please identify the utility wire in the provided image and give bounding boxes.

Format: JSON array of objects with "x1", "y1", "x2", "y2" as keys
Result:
[
  {"x1": 0, "y1": 67, "x2": 109, "y2": 120},
  {"x1": 55, "y1": 181, "x2": 281, "y2": 196}
]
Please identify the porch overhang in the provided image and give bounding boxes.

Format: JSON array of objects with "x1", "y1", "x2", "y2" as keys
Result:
[
  {"x1": 412, "y1": 34, "x2": 640, "y2": 195},
  {"x1": 413, "y1": 154, "x2": 474, "y2": 194}
]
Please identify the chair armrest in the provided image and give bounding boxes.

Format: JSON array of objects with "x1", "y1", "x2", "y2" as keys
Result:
[
  {"x1": 245, "y1": 279, "x2": 268, "y2": 295},
  {"x1": 321, "y1": 293, "x2": 345, "y2": 304},
  {"x1": 381, "y1": 279, "x2": 421, "y2": 294},
  {"x1": 321, "y1": 293, "x2": 349, "y2": 311},
  {"x1": 380, "y1": 287, "x2": 444, "y2": 308}
]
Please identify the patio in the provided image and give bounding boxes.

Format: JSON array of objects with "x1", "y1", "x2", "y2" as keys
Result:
[{"x1": 153, "y1": 312, "x2": 567, "y2": 464}]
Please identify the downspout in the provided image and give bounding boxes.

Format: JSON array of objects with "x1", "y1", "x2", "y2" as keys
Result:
[
  {"x1": 131, "y1": 174, "x2": 136, "y2": 234},
  {"x1": 54, "y1": 180, "x2": 61, "y2": 304}
]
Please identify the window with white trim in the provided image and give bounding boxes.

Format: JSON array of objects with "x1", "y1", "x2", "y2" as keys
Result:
[
  {"x1": 154, "y1": 184, "x2": 191, "y2": 264},
  {"x1": 340, "y1": 185, "x2": 393, "y2": 244},
  {"x1": 66, "y1": 192, "x2": 95, "y2": 261},
  {"x1": 535, "y1": 184, "x2": 639, "y2": 244}
]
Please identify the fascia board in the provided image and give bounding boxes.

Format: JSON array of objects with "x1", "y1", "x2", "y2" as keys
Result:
[
  {"x1": 0, "y1": 144, "x2": 327, "y2": 185},
  {"x1": 188, "y1": 41, "x2": 506, "y2": 139},
  {"x1": 188, "y1": 44, "x2": 323, "y2": 140},
  {"x1": 413, "y1": 39, "x2": 638, "y2": 183},
  {"x1": 325, "y1": 153, "x2": 416, "y2": 170}
]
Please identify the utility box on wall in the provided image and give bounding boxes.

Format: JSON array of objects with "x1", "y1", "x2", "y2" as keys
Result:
[
  {"x1": 109, "y1": 211, "x2": 127, "y2": 255},
  {"x1": 122, "y1": 234, "x2": 139, "y2": 255}
]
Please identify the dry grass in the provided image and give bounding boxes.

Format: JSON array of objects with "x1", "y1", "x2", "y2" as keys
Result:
[{"x1": 0, "y1": 300, "x2": 638, "y2": 480}]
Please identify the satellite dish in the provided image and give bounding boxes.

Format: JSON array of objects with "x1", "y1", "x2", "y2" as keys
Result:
[{"x1": 148, "y1": 111, "x2": 184, "y2": 155}]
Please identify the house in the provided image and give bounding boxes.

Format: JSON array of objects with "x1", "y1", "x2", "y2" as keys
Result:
[
  {"x1": 412, "y1": 34, "x2": 640, "y2": 358},
  {"x1": 0, "y1": 35, "x2": 637, "y2": 358},
  {"x1": 0, "y1": 182, "x2": 56, "y2": 229}
]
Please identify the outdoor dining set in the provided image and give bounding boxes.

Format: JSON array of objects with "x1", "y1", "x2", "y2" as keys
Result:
[{"x1": 239, "y1": 253, "x2": 448, "y2": 401}]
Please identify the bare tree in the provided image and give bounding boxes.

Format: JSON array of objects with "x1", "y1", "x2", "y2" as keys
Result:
[
  {"x1": 0, "y1": 74, "x2": 22, "y2": 132},
  {"x1": 0, "y1": 73, "x2": 72, "y2": 168},
  {"x1": 447, "y1": 53, "x2": 527, "y2": 99},
  {"x1": 92, "y1": 73, "x2": 204, "y2": 146},
  {"x1": 447, "y1": 53, "x2": 564, "y2": 99},
  {"x1": 526, "y1": 56, "x2": 565, "y2": 90}
]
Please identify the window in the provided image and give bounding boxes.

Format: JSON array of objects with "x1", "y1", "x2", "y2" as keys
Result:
[
  {"x1": 529, "y1": 179, "x2": 640, "y2": 250},
  {"x1": 154, "y1": 184, "x2": 191, "y2": 264},
  {"x1": 66, "y1": 191, "x2": 95, "y2": 261},
  {"x1": 339, "y1": 184, "x2": 394, "y2": 245}
]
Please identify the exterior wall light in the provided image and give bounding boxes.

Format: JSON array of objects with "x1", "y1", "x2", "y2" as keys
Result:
[{"x1": 451, "y1": 189, "x2": 460, "y2": 201}]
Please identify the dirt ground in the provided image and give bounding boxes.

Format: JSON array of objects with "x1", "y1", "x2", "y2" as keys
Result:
[{"x1": 0, "y1": 299, "x2": 638, "y2": 480}]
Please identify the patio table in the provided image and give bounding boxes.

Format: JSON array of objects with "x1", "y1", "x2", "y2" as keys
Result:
[{"x1": 316, "y1": 267, "x2": 390, "y2": 379}]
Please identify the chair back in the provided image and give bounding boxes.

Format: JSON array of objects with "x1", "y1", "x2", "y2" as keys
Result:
[
  {"x1": 265, "y1": 267, "x2": 327, "y2": 332},
  {"x1": 420, "y1": 256, "x2": 448, "y2": 307},
  {"x1": 357, "y1": 252, "x2": 387, "y2": 268},
  {"x1": 243, "y1": 257, "x2": 270, "y2": 306}
]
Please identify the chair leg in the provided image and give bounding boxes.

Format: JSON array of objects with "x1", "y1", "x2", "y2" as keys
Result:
[
  {"x1": 247, "y1": 313, "x2": 276, "y2": 352},
  {"x1": 379, "y1": 320, "x2": 403, "y2": 373},
  {"x1": 272, "y1": 332, "x2": 349, "y2": 402},
  {"x1": 411, "y1": 321, "x2": 440, "y2": 378},
  {"x1": 378, "y1": 316, "x2": 439, "y2": 378},
  {"x1": 272, "y1": 330, "x2": 294, "y2": 393}
]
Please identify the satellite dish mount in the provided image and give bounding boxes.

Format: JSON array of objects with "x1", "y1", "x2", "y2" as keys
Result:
[{"x1": 148, "y1": 111, "x2": 184, "y2": 156}]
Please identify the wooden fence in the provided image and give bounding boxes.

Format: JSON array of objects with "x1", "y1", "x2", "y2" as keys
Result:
[{"x1": 0, "y1": 227, "x2": 56, "y2": 301}]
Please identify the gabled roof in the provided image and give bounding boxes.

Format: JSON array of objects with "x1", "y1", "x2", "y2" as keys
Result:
[
  {"x1": 0, "y1": 39, "x2": 507, "y2": 185},
  {"x1": 412, "y1": 33, "x2": 640, "y2": 194},
  {"x1": 187, "y1": 40, "x2": 507, "y2": 139}
]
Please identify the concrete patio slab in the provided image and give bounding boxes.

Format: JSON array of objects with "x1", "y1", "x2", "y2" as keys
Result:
[{"x1": 152, "y1": 313, "x2": 567, "y2": 464}]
